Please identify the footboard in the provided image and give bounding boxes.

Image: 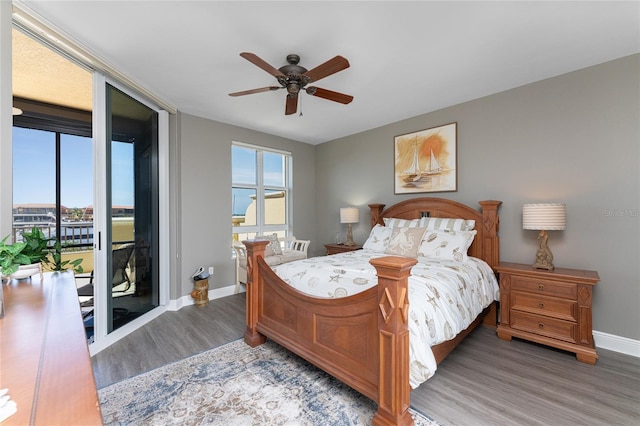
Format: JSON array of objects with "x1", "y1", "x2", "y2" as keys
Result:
[{"x1": 243, "y1": 240, "x2": 417, "y2": 426}]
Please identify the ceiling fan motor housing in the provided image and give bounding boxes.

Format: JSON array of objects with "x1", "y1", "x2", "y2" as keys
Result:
[{"x1": 278, "y1": 54, "x2": 310, "y2": 95}]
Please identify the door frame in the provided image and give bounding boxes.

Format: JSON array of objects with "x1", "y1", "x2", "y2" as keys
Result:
[{"x1": 90, "y1": 74, "x2": 170, "y2": 354}]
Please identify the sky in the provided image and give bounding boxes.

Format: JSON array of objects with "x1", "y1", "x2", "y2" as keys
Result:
[
  {"x1": 13, "y1": 127, "x2": 283, "y2": 216},
  {"x1": 12, "y1": 127, "x2": 134, "y2": 208},
  {"x1": 232, "y1": 146, "x2": 286, "y2": 216}
]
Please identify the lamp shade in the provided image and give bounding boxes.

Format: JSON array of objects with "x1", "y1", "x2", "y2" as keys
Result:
[
  {"x1": 340, "y1": 207, "x2": 359, "y2": 224},
  {"x1": 523, "y1": 203, "x2": 566, "y2": 231}
]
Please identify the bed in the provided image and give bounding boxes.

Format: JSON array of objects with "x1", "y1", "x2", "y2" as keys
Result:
[{"x1": 243, "y1": 198, "x2": 501, "y2": 426}]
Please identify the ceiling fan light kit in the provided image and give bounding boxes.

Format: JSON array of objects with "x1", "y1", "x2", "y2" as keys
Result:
[{"x1": 229, "y1": 52, "x2": 353, "y2": 115}]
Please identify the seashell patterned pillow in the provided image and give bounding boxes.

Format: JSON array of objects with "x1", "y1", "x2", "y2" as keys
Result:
[
  {"x1": 417, "y1": 229, "x2": 477, "y2": 262},
  {"x1": 362, "y1": 224, "x2": 393, "y2": 252},
  {"x1": 384, "y1": 227, "x2": 427, "y2": 258}
]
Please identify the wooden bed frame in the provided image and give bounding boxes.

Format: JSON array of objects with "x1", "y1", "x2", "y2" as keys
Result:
[{"x1": 243, "y1": 198, "x2": 501, "y2": 425}]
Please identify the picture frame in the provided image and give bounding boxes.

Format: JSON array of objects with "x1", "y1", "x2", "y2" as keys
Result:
[{"x1": 394, "y1": 122, "x2": 457, "y2": 194}]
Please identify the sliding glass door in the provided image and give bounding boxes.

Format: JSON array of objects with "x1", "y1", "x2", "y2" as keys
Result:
[{"x1": 104, "y1": 83, "x2": 159, "y2": 334}]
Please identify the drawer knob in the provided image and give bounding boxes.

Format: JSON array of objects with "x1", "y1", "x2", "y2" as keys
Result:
[
  {"x1": 538, "y1": 323, "x2": 545, "y2": 329},
  {"x1": 538, "y1": 302, "x2": 545, "y2": 309},
  {"x1": 538, "y1": 284, "x2": 545, "y2": 291}
]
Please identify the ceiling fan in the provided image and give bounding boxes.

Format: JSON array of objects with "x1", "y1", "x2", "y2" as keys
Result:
[{"x1": 229, "y1": 52, "x2": 354, "y2": 115}]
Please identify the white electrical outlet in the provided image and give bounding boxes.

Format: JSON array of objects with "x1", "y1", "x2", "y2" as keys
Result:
[{"x1": 208, "y1": 266, "x2": 214, "y2": 275}]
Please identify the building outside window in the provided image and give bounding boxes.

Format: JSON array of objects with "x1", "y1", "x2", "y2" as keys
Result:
[{"x1": 232, "y1": 142, "x2": 292, "y2": 243}]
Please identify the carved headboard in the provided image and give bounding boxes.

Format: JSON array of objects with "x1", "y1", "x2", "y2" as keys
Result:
[{"x1": 368, "y1": 198, "x2": 501, "y2": 268}]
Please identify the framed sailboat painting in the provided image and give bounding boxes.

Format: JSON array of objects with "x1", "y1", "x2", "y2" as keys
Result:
[{"x1": 394, "y1": 122, "x2": 457, "y2": 194}]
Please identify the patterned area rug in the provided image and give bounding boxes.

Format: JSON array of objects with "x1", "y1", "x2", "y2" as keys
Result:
[{"x1": 99, "y1": 339, "x2": 439, "y2": 425}]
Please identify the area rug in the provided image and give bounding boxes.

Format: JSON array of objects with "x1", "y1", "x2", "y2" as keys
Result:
[{"x1": 98, "y1": 339, "x2": 439, "y2": 425}]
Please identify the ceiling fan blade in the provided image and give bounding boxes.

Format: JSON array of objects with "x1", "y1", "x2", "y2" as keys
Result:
[
  {"x1": 239, "y1": 52, "x2": 286, "y2": 78},
  {"x1": 229, "y1": 86, "x2": 282, "y2": 97},
  {"x1": 303, "y1": 55, "x2": 350, "y2": 83},
  {"x1": 285, "y1": 95, "x2": 298, "y2": 115},
  {"x1": 306, "y1": 87, "x2": 353, "y2": 104}
]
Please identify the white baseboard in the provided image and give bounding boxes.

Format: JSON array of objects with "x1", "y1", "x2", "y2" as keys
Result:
[
  {"x1": 167, "y1": 284, "x2": 242, "y2": 311},
  {"x1": 593, "y1": 330, "x2": 640, "y2": 358}
]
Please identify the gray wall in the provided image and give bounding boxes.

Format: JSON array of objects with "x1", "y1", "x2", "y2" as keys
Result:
[
  {"x1": 176, "y1": 114, "x2": 316, "y2": 298},
  {"x1": 315, "y1": 54, "x2": 640, "y2": 341}
]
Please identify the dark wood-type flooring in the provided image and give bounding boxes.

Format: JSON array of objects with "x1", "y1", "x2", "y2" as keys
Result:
[{"x1": 92, "y1": 294, "x2": 640, "y2": 425}]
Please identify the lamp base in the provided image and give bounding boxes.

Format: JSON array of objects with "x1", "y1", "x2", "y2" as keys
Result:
[
  {"x1": 533, "y1": 230, "x2": 555, "y2": 270},
  {"x1": 533, "y1": 260, "x2": 554, "y2": 271},
  {"x1": 344, "y1": 223, "x2": 356, "y2": 246}
]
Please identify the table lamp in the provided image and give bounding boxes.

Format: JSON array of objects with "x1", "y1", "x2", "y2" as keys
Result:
[
  {"x1": 523, "y1": 203, "x2": 566, "y2": 270},
  {"x1": 340, "y1": 207, "x2": 359, "y2": 246}
]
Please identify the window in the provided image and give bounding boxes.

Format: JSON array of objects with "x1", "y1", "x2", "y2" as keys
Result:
[
  {"x1": 12, "y1": 101, "x2": 94, "y2": 251},
  {"x1": 232, "y1": 143, "x2": 292, "y2": 242}
]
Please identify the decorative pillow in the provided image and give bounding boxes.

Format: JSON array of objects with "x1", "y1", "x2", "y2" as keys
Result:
[
  {"x1": 384, "y1": 227, "x2": 426, "y2": 258},
  {"x1": 417, "y1": 229, "x2": 477, "y2": 262},
  {"x1": 418, "y1": 217, "x2": 475, "y2": 231},
  {"x1": 254, "y1": 236, "x2": 273, "y2": 256},
  {"x1": 255, "y1": 234, "x2": 282, "y2": 257},
  {"x1": 362, "y1": 224, "x2": 393, "y2": 252},
  {"x1": 383, "y1": 217, "x2": 421, "y2": 228},
  {"x1": 265, "y1": 234, "x2": 283, "y2": 255}
]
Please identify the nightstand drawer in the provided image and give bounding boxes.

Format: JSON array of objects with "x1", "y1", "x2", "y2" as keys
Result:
[
  {"x1": 511, "y1": 276, "x2": 577, "y2": 299},
  {"x1": 510, "y1": 311, "x2": 577, "y2": 343},
  {"x1": 511, "y1": 291, "x2": 577, "y2": 322}
]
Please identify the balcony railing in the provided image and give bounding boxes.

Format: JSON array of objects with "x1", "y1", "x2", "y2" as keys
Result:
[
  {"x1": 12, "y1": 221, "x2": 94, "y2": 248},
  {"x1": 11, "y1": 218, "x2": 135, "y2": 273}
]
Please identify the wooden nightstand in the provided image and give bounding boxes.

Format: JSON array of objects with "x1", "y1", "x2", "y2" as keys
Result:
[
  {"x1": 324, "y1": 243, "x2": 363, "y2": 255},
  {"x1": 496, "y1": 262, "x2": 600, "y2": 364}
]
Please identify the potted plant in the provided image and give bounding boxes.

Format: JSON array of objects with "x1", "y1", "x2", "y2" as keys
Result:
[
  {"x1": 0, "y1": 235, "x2": 31, "y2": 277},
  {"x1": 1, "y1": 227, "x2": 50, "y2": 280},
  {"x1": 1, "y1": 227, "x2": 83, "y2": 280},
  {"x1": 42, "y1": 240, "x2": 84, "y2": 274}
]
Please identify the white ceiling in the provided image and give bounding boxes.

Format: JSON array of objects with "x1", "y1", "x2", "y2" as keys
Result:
[{"x1": 16, "y1": 1, "x2": 640, "y2": 145}]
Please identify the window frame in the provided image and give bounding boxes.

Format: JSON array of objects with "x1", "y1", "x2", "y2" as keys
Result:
[
  {"x1": 12, "y1": 99, "x2": 93, "y2": 250},
  {"x1": 232, "y1": 141, "x2": 292, "y2": 242}
]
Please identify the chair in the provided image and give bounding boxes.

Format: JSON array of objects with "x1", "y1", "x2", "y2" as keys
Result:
[
  {"x1": 77, "y1": 243, "x2": 135, "y2": 304},
  {"x1": 232, "y1": 241, "x2": 248, "y2": 294},
  {"x1": 232, "y1": 236, "x2": 310, "y2": 294}
]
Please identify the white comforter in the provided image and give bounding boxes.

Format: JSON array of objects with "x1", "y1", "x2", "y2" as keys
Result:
[{"x1": 272, "y1": 249, "x2": 499, "y2": 388}]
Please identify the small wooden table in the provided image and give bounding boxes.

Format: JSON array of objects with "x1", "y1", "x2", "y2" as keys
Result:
[
  {"x1": 324, "y1": 243, "x2": 363, "y2": 255},
  {"x1": 496, "y1": 262, "x2": 599, "y2": 364},
  {"x1": 1, "y1": 272, "x2": 102, "y2": 425}
]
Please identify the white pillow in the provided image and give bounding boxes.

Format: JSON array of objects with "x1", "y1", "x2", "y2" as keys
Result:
[
  {"x1": 363, "y1": 224, "x2": 393, "y2": 252},
  {"x1": 418, "y1": 217, "x2": 475, "y2": 231},
  {"x1": 383, "y1": 217, "x2": 421, "y2": 228},
  {"x1": 417, "y1": 229, "x2": 477, "y2": 262},
  {"x1": 385, "y1": 227, "x2": 426, "y2": 258}
]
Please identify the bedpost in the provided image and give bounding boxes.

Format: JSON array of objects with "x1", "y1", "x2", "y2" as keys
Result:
[
  {"x1": 479, "y1": 200, "x2": 501, "y2": 328},
  {"x1": 370, "y1": 256, "x2": 417, "y2": 426},
  {"x1": 479, "y1": 200, "x2": 502, "y2": 269},
  {"x1": 242, "y1": 240, "x2": 268, "y2": 347},
  {"x1": 369, "y1": 203, "x2": 386, "y2": 227}
]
